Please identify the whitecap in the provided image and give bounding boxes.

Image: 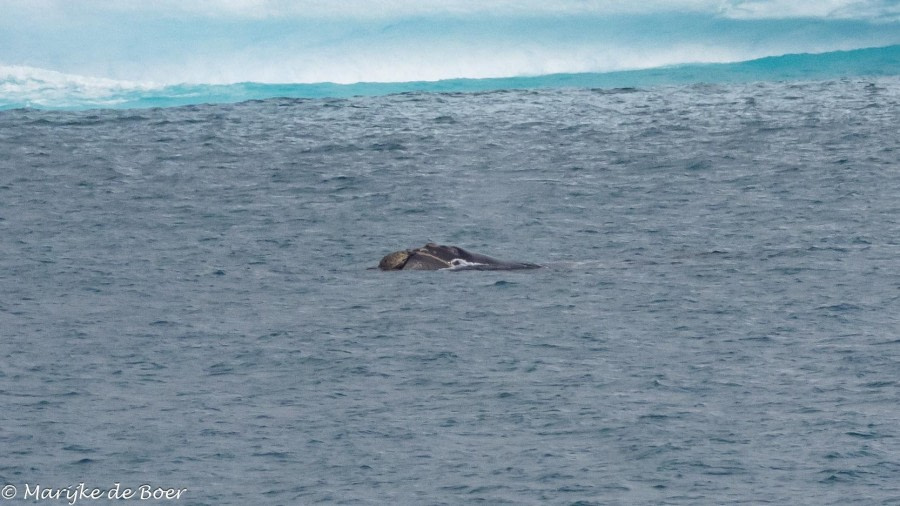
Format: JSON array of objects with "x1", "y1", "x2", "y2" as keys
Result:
[{"x1": 0, "y1": 65, "x2": 157, "y2": 109}]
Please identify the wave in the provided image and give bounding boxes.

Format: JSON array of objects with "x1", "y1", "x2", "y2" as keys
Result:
[{"x1": 2, "y1": 45, "x2": 899, "y2": 111}]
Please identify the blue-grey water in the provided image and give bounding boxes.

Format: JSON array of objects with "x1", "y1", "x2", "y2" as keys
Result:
[{"x1": 2, "y1": 78, "x2": 900, "y2": 505}]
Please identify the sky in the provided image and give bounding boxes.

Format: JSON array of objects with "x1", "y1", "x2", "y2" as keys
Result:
[{"x1": 1, "y1": 0, "x2": 899, "y2": 85}]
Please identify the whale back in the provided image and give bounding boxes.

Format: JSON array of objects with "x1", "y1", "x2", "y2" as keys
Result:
[
  {"x1": 379, "y1": 243, "x2": 541, "y2": 271},
  {"x1": 426, "y1": 243, "x2": 541, "y2": 270},
  {"x1": 452, "y1": 246, "x2": 504, "y2": 265}
]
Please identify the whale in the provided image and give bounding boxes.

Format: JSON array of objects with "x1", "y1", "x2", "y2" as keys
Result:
[{"x1": 378, "y1": 243, "x2": 541, "y2": 271}]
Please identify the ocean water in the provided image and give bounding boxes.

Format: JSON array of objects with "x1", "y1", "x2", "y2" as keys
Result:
[{"x1": 2, "y1": 76, "x2": 900, "y2": 505}]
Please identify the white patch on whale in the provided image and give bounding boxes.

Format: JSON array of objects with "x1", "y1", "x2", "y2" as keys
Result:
[{"x1": 449, "y1": 258, "x2": 484, "y2": 269}]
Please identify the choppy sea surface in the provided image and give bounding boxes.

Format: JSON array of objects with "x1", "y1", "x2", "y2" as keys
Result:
[{"x1": 2, "y1": 77, "x2": 900, "y2": 505}]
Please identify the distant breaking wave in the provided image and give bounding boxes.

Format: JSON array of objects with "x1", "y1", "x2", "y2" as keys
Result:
[{"x1": 1, "y1": 45, "x2": 898, "y2": 111}]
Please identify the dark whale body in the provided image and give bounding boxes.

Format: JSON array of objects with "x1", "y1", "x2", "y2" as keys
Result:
[{"x1": 379, "y1": 243, "x2": 541, "y2": 271}]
